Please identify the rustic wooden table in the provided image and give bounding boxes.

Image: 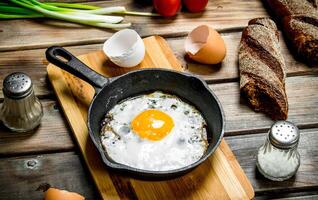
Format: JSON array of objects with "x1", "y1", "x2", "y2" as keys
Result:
[{"x1": 0, "y1": 0, "x2": 317, "y2": 199}]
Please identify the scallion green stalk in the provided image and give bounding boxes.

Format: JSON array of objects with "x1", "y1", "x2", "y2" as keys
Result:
[
  {"x1": 45, "y1": 2, "x2": 159, "y2": 16},
  {"x1": 10, "y1": 0, "x2": 124, "y2": 24},
  {"x1": 91, "y1": 22, "x2": 132, "y2": 29},
  {"x1": 121, "y1": 11, "x2": 160, "y2": 17},
  {"x1": 0, "y1": 13, "x2": 42, "y2": 19},
  {"x1": 28, "y1": 0, "x2": 74, "y2": 12},
  {"x1": 0, "y1": 5, "x2": 42, "y2": 15},
  {"x1": 2, "y1": 0, "x2": 162, "y2": 29},
  {"x1": 0, "y1": 3, "x2": 10, "y2": 6},
  {"x1": 45, "y1": 2, "x2": 100, "y2": 10},
  {"x1": 83, "y1": 7, "x2": 127, "y2": 15}
]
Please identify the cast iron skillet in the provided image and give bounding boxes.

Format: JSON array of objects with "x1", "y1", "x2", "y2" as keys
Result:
[{"x1": 46, "y1": 46, "x2": 225, "y2": 179}]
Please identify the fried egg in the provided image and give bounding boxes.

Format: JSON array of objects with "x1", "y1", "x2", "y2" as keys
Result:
[{"x1": 100, "y1": 91, "x2": 208, "y2": 171}]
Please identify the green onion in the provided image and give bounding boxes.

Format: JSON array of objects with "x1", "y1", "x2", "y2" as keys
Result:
[
  {"x1": 90, "y1": 22, "x2": 132, "y2": 29},
  {"x1": 0, "y1": 5, "x2": 39, "y2": 15},
  {"x1": 10, "y1": 0, "x2": 124, "y2": 24},
  {"x1": 0, "y1": 13, "x2": 42, "y2": 19},
  {"x1": 0, "y1": 0, "x2": 158, "y2": 29},
  {"x1": 46, "y1": 2, "x2": 159, "y2": 16},
  {"x1": 84, "y1": 7, "x2": 127, "y2": 15},
  {"x1": 121, "y1": 11, "x2": 160, "y2": 17},
  {"x1": 45, "y1": 2, "x2": 100, "y2": 10},
  {"x1": 28, "y1": 0, "x2": 74, "y2": 12}
]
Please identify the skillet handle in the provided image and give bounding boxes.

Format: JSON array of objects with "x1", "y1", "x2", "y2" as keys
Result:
[{"x1": 46, "y1": 46, "x2": 109, "y2": 90}]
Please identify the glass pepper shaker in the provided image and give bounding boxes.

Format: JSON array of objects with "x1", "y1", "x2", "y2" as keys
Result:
[
  {"x1": 0, "y1": 72, "x2": 43, "y2": 132},
  {"x1": 256, "y1": 121, "x2": 300, "y2": 181}
]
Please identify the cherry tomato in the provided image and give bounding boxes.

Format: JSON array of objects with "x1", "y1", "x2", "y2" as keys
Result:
[
  {"x1": 183, "y1": 0, "x2": 208, "y2": 13},
  {"x1": 153, "y1": 0, "x2": 181, "y2": 17}
]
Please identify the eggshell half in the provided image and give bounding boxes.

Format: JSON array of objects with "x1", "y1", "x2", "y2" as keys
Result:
[
  {"x1": 185, "y1": 25, "x2": 226, "y2": 64},
  {"x1": 103, "y1": 29, "x2": 145, "y2": 68},
  {"x1": 44, "y1": 188, "x2": 85, "y2": 200}
]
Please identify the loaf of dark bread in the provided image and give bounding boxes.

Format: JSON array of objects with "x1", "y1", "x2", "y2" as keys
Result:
[
  {"x1": 266, "y1": 0, "x2": 317, "y2": 17},
  {"x1": 283, "y1": 15, "x2": 318, "y2": 66},
  {"x1": 239, "y1": 18, "x2": 288, "y2": 120},
  {"x1": 266, "y1": 0, "x2": 318, "y2": 66}
]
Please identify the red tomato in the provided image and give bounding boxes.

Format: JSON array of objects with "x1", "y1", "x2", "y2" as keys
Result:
[
  {"x1": 153, "y1": 0, "x2": 181, "y2": 17},
  {"x1": 183, "y1": 0, "x2": 208, "y2": 13}
]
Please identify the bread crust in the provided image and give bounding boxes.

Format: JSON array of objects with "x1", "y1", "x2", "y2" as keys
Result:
[
  {"x1": 239, "y1": 18, "x2": 288, "y2": 120},
  {"x1": 266, "y1": 0, "x2": 318, "y2": 66},
  {"x1": 283, "y1": 15, "x2": 318, "y2": 66}
]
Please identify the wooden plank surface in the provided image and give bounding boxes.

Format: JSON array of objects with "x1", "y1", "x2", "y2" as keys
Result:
[
  {"x1": 270, "y1": 195, "x2": 318, "y2": 200},
  {"x1": 1, "y1": 0, "x2": 317, "y2": 199},
  {"x1": 211, "y1": 75, "x2": 318, "y2": 135},
  {"x1": 47, "y1": 36, "x2": 254, "y2": 199},
  {"x1": 1, "y1": 75, "x2": 317, "y2": 155},
  {"x1": 0, "y1": 0, "x2": 268, "y2": 51},
  {"x1": 226, "y1": 128, "x2": 318, "y2": 193},
  {"x1": 0, "y1": 100, "x2": 73, "y2": 156},
  {"x1": 0, "y1": 128, "x2": 316, "y2": 200},
  {"x1": 1, "y1": 31, "x2": 317, "y2": 99},
  {"x1": 0, "y1": 152, "x2": 99, "y2": 200},
  {"x1": 167, "y1": 33, "x2": 318, "y2": 83},
  {"x1": 255, "y1": 191, "x2": 318, "y2": 200}
]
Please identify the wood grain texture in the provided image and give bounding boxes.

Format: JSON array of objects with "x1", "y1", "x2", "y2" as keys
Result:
[
  {"x1": 166, "y1": 32, "x2": 318, "y2": 83},
  {"x1": 211, "y1": 75, "x2": 318, "y2": 135},
  {"x1": 0, "y1": 100, "x2": 73, "y2": 156},
  {"x1": 0, "y1": 44, "x2": 101, "y2": 99},
  {"x1": 0, "y1": 0, "x2": 268, "y2": 51},
  {"x1": 0, "y1": 0, "x2": 316, "y2": 199},
  {"x1": 226, "y1": 128, "x2": 318, "y2": 193},
  {"x1": 0, "y1": 129, "x2": 316, "y2": 199},
  {"x1": 256, "y1": 192, "x2": 318, "y2": 200},
  {"x1": 48, "y1": 64, "x2": 120, "y2": 200},
  {"x1": 129, "y1": 141, "x2": 253, "y2": 200},
  {"x1": 271, "y1": 195, "x2": 318, "y2": 200},
  {"x1": 47, "y1": 36, "x2": 254, "y2": 199},
  {"x1": 1, "y1": 32, "x2": 317, "y2": 99},
  {"x1": 0, "y1": 152, "x2": 99, "y2": 200},
  {"x1": 1, "y1": 75, "x2": 317, "y2": 155}
]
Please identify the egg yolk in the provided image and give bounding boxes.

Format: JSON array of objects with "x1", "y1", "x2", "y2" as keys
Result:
[{"x1": 131, "y1": 109, "x2": 174, "y2": 141}]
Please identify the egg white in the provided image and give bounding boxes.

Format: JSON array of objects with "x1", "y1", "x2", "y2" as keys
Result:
[{"x1": 100, "y1": 91, "x2": 208, "y2": 171}]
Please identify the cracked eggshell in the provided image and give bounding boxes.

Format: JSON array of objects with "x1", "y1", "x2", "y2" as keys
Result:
[
  {"x1": 44, "y1": 188, "x2": 85, "y2": 200},
  {"x1": 103, "y1": 29, "x2": 145, "y2": 68},
  {"x1": 185, "y1": 25, "x2": 226, "y2": 64}
]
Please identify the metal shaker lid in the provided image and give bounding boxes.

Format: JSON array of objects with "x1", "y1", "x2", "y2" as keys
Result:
[
  {"x1": 269, "y1": 121, "x2": 300, "y2": 149},
  {"x1": 3, "y1": 72, "x2": 33, "y2": 99}
]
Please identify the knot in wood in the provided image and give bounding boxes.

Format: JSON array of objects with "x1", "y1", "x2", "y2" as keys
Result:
[{"x1": 26, "y1": 159, "x2": 38, "y2": 169}]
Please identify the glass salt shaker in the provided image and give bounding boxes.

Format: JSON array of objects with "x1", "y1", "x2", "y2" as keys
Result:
[
  {"x1": 0, "y1": 72, "x2": 43, "y2": 132},
  {"x1": 256, "y1": 121, "x2": 300, "y2": 181}
]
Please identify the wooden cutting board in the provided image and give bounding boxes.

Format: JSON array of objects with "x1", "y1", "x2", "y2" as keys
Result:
[{"x1": 47, "y1": 36, "x2": 254, "y2": 200}]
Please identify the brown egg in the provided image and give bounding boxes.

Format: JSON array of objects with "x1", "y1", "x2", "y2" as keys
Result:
[
  {"x1": 185, "y1": 25, "x2": 226, "y2": 64},
  {"x1": 44, "y1": 188, "x2": 85, "y2": 200}
]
